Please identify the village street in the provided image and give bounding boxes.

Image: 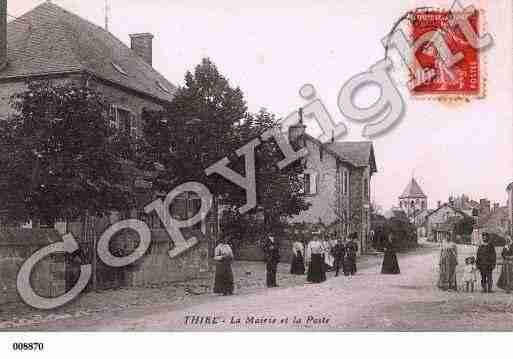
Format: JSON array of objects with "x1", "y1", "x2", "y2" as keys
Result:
[{"x1": 3, "y1": 243, "x2": 513, "y2": 331}]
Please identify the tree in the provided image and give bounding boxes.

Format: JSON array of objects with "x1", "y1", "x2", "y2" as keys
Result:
[
  {"x1": 384, "y1": 216, "x2": 418, "y2": 251},
  {"x1": 142, "y1": 59, "x2": 310, "y2": 244},
  {"x1": 454, "y1": 216, "x2": 475, "y2": 236},
  {"x1": 0, "y1": 81, "x2": 132, "y2": 225},
  {"x1": 230, "y1": 109, "x2": 310, "y2": 234},
  {"x1": 141, "y1": 58, "x2": 246, "y2": 195}
]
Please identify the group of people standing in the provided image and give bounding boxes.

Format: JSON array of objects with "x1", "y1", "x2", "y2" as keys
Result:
[
  {"x1": 290, "y1": 232, "x2": 359, "y2": 283},
  {"x1": 212, "y1": 230, "x2": 403, "y2": 296},
  {"x1": 437, "y1": 233, "x2": 513, "y2": 294}
]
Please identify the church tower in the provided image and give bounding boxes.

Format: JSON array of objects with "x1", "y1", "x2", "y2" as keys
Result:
[{"x1": 399, "y1": 178, "x2": 427, "y2": 223}]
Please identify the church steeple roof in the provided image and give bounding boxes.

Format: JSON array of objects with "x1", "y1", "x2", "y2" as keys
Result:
[{"x1": 399, "y1": 178, "x2": 427, "y2": 199}]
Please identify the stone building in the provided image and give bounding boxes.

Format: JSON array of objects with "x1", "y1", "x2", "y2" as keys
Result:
[
  {"x1": 287, "y1": 121, "x2": 378, "y2": 254},
  {"x1": 398, "y1": 177, "x2": 428, "y2": 224},
  {"x1": 425, "y1": 203, "x2": 468, "y2": 242},
  {"x1": 471, "y1": 201, "x2": 510, "y2": 245},
  {"x1": 0, "y1": 1, "x2": 213, "y2": 303}
]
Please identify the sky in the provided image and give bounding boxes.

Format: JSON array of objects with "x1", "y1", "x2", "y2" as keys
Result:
[{"x1": 7, "y1": 0, "x2": 513, "y2": 210}]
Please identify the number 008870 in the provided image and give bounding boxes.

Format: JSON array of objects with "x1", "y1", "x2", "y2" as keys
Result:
[{"x1": 12, "y1": 342, "x2": 44, "y2": 351}]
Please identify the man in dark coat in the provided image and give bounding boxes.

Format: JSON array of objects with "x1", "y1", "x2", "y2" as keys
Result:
[
  {"x1": 476, "y1": 234, "x2": 497, "y2": 293},
  {"x1": 332, "y1": 238, "x2": 346, "y2": 277},
  {"x1": 347, "y1": 232, "x2": 359, "y2": 275},
  {"x1": 263, "y1": 235, "x2": 281, "y2": 287}
]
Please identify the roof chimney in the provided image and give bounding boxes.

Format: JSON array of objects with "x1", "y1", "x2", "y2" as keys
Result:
[
  {"x1": 129, "y1": 33, "x2": 154, "y2": 66},
  {"x1": 0, "y1": 0, "x2": 7, "y2": 71}
]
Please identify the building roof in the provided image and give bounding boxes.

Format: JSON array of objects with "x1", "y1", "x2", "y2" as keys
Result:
[
  {"x1": 425, "y1": 203, "x2": 469, "y2": 219},
  {"x1": 326, "y1": 141, "x2": 377, "y2": 173},
  {"x1": 399, "y1": 178, "x2": 427, "y2": 199},
  {"x1": 302, "y1": 135, "x2": 377, "y2": 172},
  {"x1": 1, "y1": 1, "x2": 176, "y2": 103}
]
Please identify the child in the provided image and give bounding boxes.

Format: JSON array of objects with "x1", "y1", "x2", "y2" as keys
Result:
[{"x1": 462, "y1": 256, "x2": 477, "y2": 293}]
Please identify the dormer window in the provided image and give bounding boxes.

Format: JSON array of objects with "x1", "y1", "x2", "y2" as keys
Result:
[
  {"x1": 112, "y1": 62, "x2": 128, "y2": 76},
  {"x1": 156, "y1": 81, "x2": 171, "y2": 94}
]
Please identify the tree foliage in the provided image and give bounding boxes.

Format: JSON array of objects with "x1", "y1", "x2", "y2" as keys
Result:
[
  {"x1": 454, "y1": 216, "x2": 475, "y2": 236},
  {"x1": 372, "y1": 214, "x2": 418, "y2": 251},
  {"x1": 142, "y1": 58, "x2": 310, "y2": 241},
  {"x1": 221, "y1": 109, "x2": 310, "y2": 240},
  {"x1": 0, "y1": 81, "x2": 133, "y2": 224},
  {"x1": 141, "y1": 58, "x2": 246, "y2": 193}
]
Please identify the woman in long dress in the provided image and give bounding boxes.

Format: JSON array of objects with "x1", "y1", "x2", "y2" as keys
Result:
[
  {"x1": 213, "y1": 237, "x2": 234, "y2": 295},
  {"x1": 290, "y1": 240, "x2": 305, "y2": 275},
  {"x1": 497, "y1": 240, "x2": 513, "y2": 293},
  {"x1": 437, "y1": 236, "x2": 458, "y2": 291},
  {"x1": 306, "y1": 235, "x2": 326, "y2": 283},
  {"x1": 381, "y1": 234, "x2": 400, "y2": 274}
]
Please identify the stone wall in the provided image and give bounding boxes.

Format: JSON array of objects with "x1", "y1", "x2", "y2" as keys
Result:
[
  {"x1": 124, "y1": 229, "x2": 211, "y2": 287},
  {"x1": 290, "y1": 140, "x2": 350, "y2": 226},
  {"x1": 235, "y1": 239, "x2": 294, "y2": 263},
  {"x1": 349, "y1": 168, "x2": 364, "y2": 253},
  {"x1": 0, "y1": 228, "x2": 65, "y2": 305},
  {"x1": 0, "y1": 225, "x2": 213, "y2": 305},
  {"x1": 63, "y1": 216, "x2": 213, "y2": 290},
  {"x1": 0, "y1": 74, "x2": 165, "y2": 129},
  {"x1": 88, "y1": 79, "x2": 164, "y2": 137}
]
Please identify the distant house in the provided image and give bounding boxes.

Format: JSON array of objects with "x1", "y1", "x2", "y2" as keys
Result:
[
  {"x1": 451, "y1": 194, "x2": 480, "y2": 217},
  {"x1": 425, "y1": 203, "x2": 469, "y2": 242},
  {"x1": 287, "y1": 121, "x2": 378, "y2": 253},
  {"x1": 431, "y1": 217, "x2": 462, "y2": 243}
]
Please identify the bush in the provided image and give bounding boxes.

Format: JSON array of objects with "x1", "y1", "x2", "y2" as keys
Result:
[{"x1": 372, "y1": 217, "x2": 418, "y2": 251}]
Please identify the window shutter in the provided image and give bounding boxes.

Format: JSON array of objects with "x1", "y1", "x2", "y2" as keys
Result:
[
  {"x1": 342, "y1": 170, "x2": 349, "y2": 196},
  {"x1": 298, "y1": 174, "x2": 305, "y2": 194},
  {"x1": 345, "y1": 171, "x2": 350, "y2": 196},
  {"x1": 304, "y1": 174, "x2": 310, "y2": 195},
  {"x1": 109, "y1": 106, "x2": 118, "y2": 129},
  {"x1": 310, "y1": 172, "x2": 318, "y2": 195},
  {"x1": 130, "y1": 113, "x2": 138, "y2": 138}
]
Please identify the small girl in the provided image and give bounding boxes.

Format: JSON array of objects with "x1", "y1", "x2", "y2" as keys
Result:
[{"x1": 462, "y1": 256, "x2": 477, "y2": 292}]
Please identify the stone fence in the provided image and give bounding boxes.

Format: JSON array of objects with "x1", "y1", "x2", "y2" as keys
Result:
[
  {"x1": 0, "y1": 227, "x2": 212, "y2": 306},
  {"x1": 0, "y1": 228, "x2": 65, "y2": 305}
]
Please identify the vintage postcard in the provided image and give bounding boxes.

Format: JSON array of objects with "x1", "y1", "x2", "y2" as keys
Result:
[{"x1": 1, "y1": 0, "x2": 513, "y2": 350}]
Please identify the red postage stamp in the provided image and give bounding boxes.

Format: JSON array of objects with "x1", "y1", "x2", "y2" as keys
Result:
[{"x1": 410, "y1": 9, "x2": 484, "y2": 99}]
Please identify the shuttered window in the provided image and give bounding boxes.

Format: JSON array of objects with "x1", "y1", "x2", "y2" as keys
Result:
[
  {"x1": 302, "y1": 172, "x2": 318, "y2": 195},
  {"x1": 342, "y1": 169, "x2": 349, "y2": 196},
  {"x1": 111, "y1": 106, "x2": 139, "y2": 138}
]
